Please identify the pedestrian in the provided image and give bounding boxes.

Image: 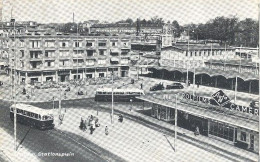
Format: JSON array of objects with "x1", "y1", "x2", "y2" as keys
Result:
[
  {"x1": 105, "y1": 126, "x2": 109, "y2": 135},
  {"x1": 140, "y1": 83, "x2": 143, "y2": 89},
  {"x1": 194, "y1": 126, "x2": 200, "y2": 136},
  {"x1": 197, "y1": 83, "x2": 199, "y2": 88}
]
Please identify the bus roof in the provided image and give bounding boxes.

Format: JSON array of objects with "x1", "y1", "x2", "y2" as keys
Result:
[
  {"x1": 96, "y1": 88, "x2": 144, "y2": 93},
  {"x1": 10, "y1": 103, "x2": 53, "y2": 116}
]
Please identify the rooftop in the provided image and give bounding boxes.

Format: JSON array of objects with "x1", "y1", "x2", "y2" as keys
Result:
[{"x1": 162, "y1": 44, "x2": 234, "y2": 51}]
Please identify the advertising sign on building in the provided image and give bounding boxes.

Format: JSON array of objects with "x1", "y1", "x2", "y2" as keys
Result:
[{"x1": 211, "y1": 90, "x2": 230, "y2": 106}]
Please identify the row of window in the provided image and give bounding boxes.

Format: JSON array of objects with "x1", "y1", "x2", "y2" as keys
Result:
[
  {"x1": 18, "y1": 41, "x2": 130, "y2": 48},
  {"x1": 10, "y1": 108, "x2": 51, "y2": 120},
  {"x1": 27, "y1": 59, "x2": 128, "y2": 68},
  {"x1": 18, "y1": 50, "x2": 129, "y2": 58}
]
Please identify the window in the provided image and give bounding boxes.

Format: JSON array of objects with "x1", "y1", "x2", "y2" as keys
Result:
[
  {"x1": 87, "y1": 50, "x2": 94, "y2": 56},
  {"x1": 98, "y1": 59, "x2": 106, "y2": 65},
  {"x1": 59, "y1": 51, "x2": 69, "y2": 57},
  {"x1": 20, "y1": 50, "x2": 24, "y2": 57},
  {"x1": 98, "y1": 42, "x2": 106, "y2": 46},
  {"x1": 47, "y1": 62, "x2": 51, "y2": 67},
  {"x1": 111, "y1": 42, "x2": 117, "y2": 46},
  {"x1": 74, "y1": 41, "x2": 79, "y2": 47},
  {"x1": 99, "y1": 50, "x2": 106, "y2": 56},
  {"x1": 60, "y1": 41, "x2": 68, "y2": 47},
  {"x1": 45, "y1": 41, "x2": 55, "y2": 47},
  {"x1": 86, "y1": 60, "x2": 95, "y2": 66},
  {"x1": 59, "y1": 60, "x2": 69, "y2": 67},
  {"x1": 122, "y1": 42, "x2": 128, "y2": 46},
  {"x1": 30, "y1": 40, "x2": 41, "y2": 48},
  {"x1": 121, "y1": 58, "x2": 128, "y2": 64},
  {"x1": 241, "y1": 131, "x2": 246, "y2": 142},
  {"x1": 86, "y1": 42, "x2": 93, "y2": 47},
  {"x1": 20, "y1": 40, "x2": 24, "y2": 47}
]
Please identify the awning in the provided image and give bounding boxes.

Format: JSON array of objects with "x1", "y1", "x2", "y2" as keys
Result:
[{"x1": 152, "y1": 65, "x2": 258, "y2": 81}]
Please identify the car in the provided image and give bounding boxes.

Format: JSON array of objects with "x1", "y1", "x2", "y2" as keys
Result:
[
  {"x1": 78, "y1": 90, "x2": 84, "y2": 95},
  {"x1": 166, "y1": 83, "x2": 184, "y2": 89},
  {"x1": 65, "y1": 86, "x2": 70, "y2": 92},
  {"x1": 150, "y1": 83, "x2": 165, "y2": 91},
  {"x1": 250, "y1": 100, "x2": 259, "y2": 108}
]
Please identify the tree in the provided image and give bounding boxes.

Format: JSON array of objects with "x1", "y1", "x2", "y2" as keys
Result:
[
  {"x1": 172, "y1": 20, "x2": 181, "y2": 37},
  {"x1": 125, "y1": 18, "x2": 134, "y2": 25}
]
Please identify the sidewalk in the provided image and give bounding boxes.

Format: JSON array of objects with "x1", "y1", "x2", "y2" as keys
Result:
[
  {"x1": 53, "y1": 108, "x2": 235, "y2": 162},
  {"x1": 99, "y1": 102, "x2": 258, "y2": 162}
]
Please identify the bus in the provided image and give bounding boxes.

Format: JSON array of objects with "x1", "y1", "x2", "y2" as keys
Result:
[
  {"x1": 10, "y1": 104, "x2": 55, "y2": 130},
  {"x1": 95, "y1": 88, "x2": 145, "y2": 102}
]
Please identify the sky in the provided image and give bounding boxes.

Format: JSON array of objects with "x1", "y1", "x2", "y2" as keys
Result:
[{"x1": 1, "y1": 0, "x2": 259, "y2": 25}]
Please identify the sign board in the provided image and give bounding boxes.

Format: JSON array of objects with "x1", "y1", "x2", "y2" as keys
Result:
[{"x1": 211, "y1": 90, "x2": 230, "y2": 106}]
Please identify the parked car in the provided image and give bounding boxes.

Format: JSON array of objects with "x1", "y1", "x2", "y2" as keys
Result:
[
  {"x1": 250, "y1": 100, "x2": 259, "y2": 108},
  {"x1": 166, "y1": 83, "x2": 184, "y2": 89},
  {"x1": 150, "y1": 83, "x2": 165, "y2": 91},
  {"x1": 78, "y1": 90, "x2": 84, "y2": 95},
  {"x1": 65, "y1": 86, "x2": 70, "y2": 92}
]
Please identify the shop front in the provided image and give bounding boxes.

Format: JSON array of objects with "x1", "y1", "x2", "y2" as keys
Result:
[
  {"x1": 58, "y1": 70, "x2": 70, "y2": 82},
  {"x1": 151, "y1": 103, "x2": 174, "y2": 121}
]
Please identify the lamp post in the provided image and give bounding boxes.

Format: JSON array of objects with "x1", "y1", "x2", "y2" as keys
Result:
[
  {"x1": 174, "y1": 94, "x2": 178, "y2": 152},
  {"x1": 258, "y1": 4, "x2": 260, "y2": 160},
  {"x1": 13, "y1": 17, "x2": 17, "y2": 151},
  {"x1": 111, "y1": 70, "x2": 114, "y2": 124},
  {"x1": 186, "y1": 30, "x2": 190, "y2": 87}
]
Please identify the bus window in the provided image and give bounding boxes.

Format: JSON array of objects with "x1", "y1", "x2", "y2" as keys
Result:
[
  {"x1": 10, "y1": 108, "x2": 13, "y2": 112},
  {"x1": 43, "y1": 116, "x2": 50, "y2": 120},
  {"x1": 31, "y1": 113, "x2": 35, "y2": 118},
  {"x1": 35, "y1": 114, "x2": 38, "y2": 119},
  {"x1": 39, "y1": 115, "x2": 41, "y2": 120},
  {"x1": 27, "y1": 112, "x2": 31, "y2": 117},
  {"x1": 97, "y1": 92, "x2": 102, "y2": 94},
  {"x1": 23, "y1": 111, "x2": 27, "y2": 115}
]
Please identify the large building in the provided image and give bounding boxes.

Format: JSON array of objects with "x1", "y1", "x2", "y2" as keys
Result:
[
  {"x1": 138, "y1": 89, "x2": 259, "y2": 153},
  {"x1": 160, "y1": 44, "x2": 236, "y2": 68},
  {"x1": 7, "y1": 34, "x2": 131, "y2": 84}
]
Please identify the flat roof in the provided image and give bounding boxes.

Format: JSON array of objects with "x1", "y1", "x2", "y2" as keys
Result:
[
  {"x1": 10, "y1": 103, "x2": 53, "y2": 116},
  {"x1": 137, "y1": 94, "x2": 258, "y2": 132},
  {"x1": 150, "y1": 65, "x2": 258, "y2": 81},
  {"x1": 162, "y1": 44, "x2": 234, "y2": 51},
  {"x1": 96, "y1": 88, "x2": 144, "y2": 93}
]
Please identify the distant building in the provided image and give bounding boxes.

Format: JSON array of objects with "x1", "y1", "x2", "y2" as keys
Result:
[{"x1": 160, "y1": 44, "x2": 236, "y2": 68}]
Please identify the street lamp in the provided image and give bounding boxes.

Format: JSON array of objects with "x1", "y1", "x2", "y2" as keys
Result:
[
  {"x1": 174, "y1": 94, "x2": 179, "y2": 152},
  {"x1": 111, "y1": 70, "x2": 114, "y2": 124}
]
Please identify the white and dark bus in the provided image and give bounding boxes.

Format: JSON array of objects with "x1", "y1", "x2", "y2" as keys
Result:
[
  {"x1": 10, "y1": 104, "x2": 55, "y2": 130},
  {"x1": 95, "y1": 88, "x2": 145, "y2": 102}
]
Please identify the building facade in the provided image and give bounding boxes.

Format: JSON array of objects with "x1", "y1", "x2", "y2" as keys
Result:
[
  {"x1": 138, "y1": 91, "x2": 259, "y2": 153},
  {"x1": 8, "y1": 35, "x2": 131, "y2": 84},
  {"x1": 160, "y1": 44, "x2": 236, "y2": 68}
]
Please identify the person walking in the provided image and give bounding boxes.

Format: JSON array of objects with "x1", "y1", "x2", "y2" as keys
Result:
[{"x1": 105, "y1": 126, "x2": 109, "y2": 135}]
